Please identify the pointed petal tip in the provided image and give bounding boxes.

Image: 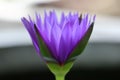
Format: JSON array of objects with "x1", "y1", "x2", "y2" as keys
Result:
[
  {"x1": 93, "y1": 15, "x2": 96, "y2": 22},
  {"x1": 21, "y1": 17, "x2": 26, "y2": 21},
  {"x1": 21, "y1": 17, "x2": 28, "y2": 24}
]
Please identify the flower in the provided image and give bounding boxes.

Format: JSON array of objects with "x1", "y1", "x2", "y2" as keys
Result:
[{"x1": 21, "y1": 11, "x2": 95, "y2": 65}]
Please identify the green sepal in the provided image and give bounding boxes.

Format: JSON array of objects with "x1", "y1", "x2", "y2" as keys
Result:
[
  {"x1": 67, "y1": 23, "x2": 94, "y2": 62},
  {"x1": 34, "y1": 24, "x2": 55, "y2": 62},
  {"x1": 47, "y1": 62, "x2": 73, "y2": 80}
]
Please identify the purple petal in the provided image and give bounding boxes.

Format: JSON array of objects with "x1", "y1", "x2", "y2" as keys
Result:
[
  {"x1": 58, "y1": 22, "x2": 72, "y2": 63},
  {"x1": 21, "y1": 18, "x2": 39, "y2": 53}
]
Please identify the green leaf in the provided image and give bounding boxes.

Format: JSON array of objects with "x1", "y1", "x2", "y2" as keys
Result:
[{"x1": 67, "y1": 23, "x2": 94, "y2": 62}]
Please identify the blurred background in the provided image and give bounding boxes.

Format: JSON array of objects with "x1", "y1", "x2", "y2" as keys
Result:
[{"x1": 0, "y1": 0, "x2": 120, "y2": 80}]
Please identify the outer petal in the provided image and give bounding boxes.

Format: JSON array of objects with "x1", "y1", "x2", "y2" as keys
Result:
[
  {"x1": 21, "y1": 18, "x2": 39, "y2": 53},
  {"x1": 67, "y1": 22, "x2": 94, "y2": 62},
  {"x1": 34, "y1": 24, "x2": 57, "y2": 62}
]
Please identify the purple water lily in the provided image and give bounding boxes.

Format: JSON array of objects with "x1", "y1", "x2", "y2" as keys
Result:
[{"x1": 21, "y1": 11, "x2": 95, "y2": 65}]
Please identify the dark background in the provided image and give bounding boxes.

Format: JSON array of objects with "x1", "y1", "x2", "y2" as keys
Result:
[{"x1": 0, "y1": 43, "x2": 120, "y2": 80}]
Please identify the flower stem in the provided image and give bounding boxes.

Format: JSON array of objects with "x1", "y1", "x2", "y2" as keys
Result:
[
  {"x1": 55, "y1": 73, "x2": 65, "y2": 80},
  {"x1": 47, "y1": 62, "x2": 73, "y2": 80}
]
